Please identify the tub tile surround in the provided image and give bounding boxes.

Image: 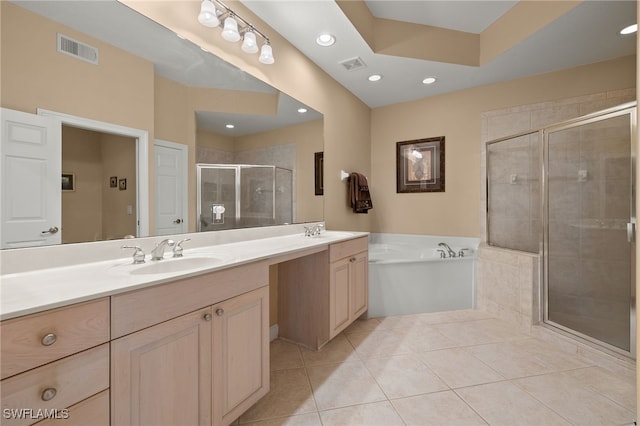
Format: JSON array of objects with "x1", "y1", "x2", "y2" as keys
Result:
[{"x1": 239, "y1": 310, "x2": 636, "y2": 426}]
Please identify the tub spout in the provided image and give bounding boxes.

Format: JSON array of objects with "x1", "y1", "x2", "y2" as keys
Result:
[{"x1": 438, "y1": 242, "x2": 456, "y2": 258}]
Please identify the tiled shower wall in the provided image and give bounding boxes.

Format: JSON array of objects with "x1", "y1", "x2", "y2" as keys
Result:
[{"x1": 478, "y1": 89, "x2": 635, "y2": 328}]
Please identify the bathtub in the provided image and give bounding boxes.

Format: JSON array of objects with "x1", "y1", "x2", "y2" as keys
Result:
[{"x1": 367, "y1": 233, "x2": 479, "y2": 318}]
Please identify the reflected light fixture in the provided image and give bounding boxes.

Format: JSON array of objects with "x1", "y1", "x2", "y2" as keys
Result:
[
  {"x1": 197, "y1": 0, "x2": 274, "y2": 64},
  {"x1": 316, "y1": 33, "x2": 336, "y2": 47},
  {"x1": 368, "y1": 74, "x2": 382, "y2": 82},
  {"x1": 620, "y1": 24, "x2": 637, "y2": 35},
  {"x1": 422, "y1": 77, "x2": 437, "y2": 85},
  {"x1": 297, "y1": 108, "x2": 308, "y2": 113},
  {"x1": 225, "y1": 124, "x2": 235, "y2": 129}
]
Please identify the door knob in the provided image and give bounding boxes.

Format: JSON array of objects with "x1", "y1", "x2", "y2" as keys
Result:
[
  {"x1": 41, "y1": 227, "x2": 59, "y2": 235},
  {"x1": 174, "y1": 218, "x2": 182, "y2": 224}
]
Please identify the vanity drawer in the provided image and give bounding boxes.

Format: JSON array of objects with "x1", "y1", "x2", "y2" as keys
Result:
[
  {"x1": 329, "y1": 237, "x2": 368, "y2": 262},
  {"x1": 35, "y1": 390, "x2": 109, "y2": 426},
  {"x1": 1, "y1": 344, "x2": 109, "y2": 426},
  {"x1": 1, "y1": 298, "x2": 110, "y2": 379}
]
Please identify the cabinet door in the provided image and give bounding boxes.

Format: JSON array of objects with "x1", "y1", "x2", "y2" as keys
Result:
[
  {"x1": 329, "y1": 258, "x2": 351, "y2": 339},
  {"x1": 111, "y1": 308, "x2": 212, "y2": 426},
  {"x1": 350, "y1": 251, "x2": 369, "y2": 319},
  {"x1": 213, "y1": 286, "x2": 269, "y2": 426}
]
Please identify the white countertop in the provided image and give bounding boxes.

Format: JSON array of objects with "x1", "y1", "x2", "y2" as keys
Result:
[{"x1": 0, "y1": 231, "x2": 368, "y2": 321}]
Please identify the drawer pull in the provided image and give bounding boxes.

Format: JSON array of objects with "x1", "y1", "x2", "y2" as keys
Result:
[
  {"x1": 349, "y1": 257, "x2": 356, "y2": 262},
  {"x1": 41, "y1": 388, "x2": 57, "y2": 401},
  {"x1": 215, "y1": 308, "x2": 224, "y2": 317},
  {"x1": 41, "y1": 333, "x2": 57, "y2": 346},
  {"x1": 203, "y1": 313, "x2": 212, "y2": 321}
]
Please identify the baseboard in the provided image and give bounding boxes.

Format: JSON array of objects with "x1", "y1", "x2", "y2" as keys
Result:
[{"x1": 269, "y1": 324, "x2": 279, "y2": 342}]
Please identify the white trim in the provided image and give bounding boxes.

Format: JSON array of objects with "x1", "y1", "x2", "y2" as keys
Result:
[
  {"x1": 37, "y1": 109, "x2": 150, "y2": 237},
  {"x1": 154, "y1": 139, "x2": 189, "y2": 233}
]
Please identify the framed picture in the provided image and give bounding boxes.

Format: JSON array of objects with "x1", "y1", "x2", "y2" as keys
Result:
[
  {"x1": 396, "y1": 136, "x2": 445, "y2": 193},
  {"x1": 61, "y1": 173, "x2": 75, "y2": 191},
  {"x1": 314, "y1": 152, "x2": 324, "y2": 196}
]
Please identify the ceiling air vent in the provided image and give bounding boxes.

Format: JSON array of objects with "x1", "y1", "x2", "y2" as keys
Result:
[
  {"x1": 339, "y1": 56, "x2": 367, "y2": 72},
  {"x1": 57, "y1": 33, "x2": 99, "y2": 65}
]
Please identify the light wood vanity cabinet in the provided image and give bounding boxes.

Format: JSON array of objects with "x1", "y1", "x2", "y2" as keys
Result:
[
  {"x1": 0, "y1": 299, "x2": 110, "y2": 426},
  {"x1": 329, "y1": 241, "x2": 368, "y2": 338},
  {"x1": 110, "y1": 263, "x2": 270, "y2": 426},
  {"x1": 278, "y1": 236, "x2": 369, "y2": 349}
]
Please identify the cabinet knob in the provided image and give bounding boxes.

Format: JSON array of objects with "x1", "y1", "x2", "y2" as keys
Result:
[
  {"x1": 215, "y1": 308, "x2": 224, "y2": 317},
  {"x1": 349, "y1": 257, "x2": 356, "y2": 262},
  {"x1": 203, "y1": 313, "x2": 212, "y2": 321},
  {"x1": 41, "y1": 388, "x2": 57, "y2": 401},
  {"x1": 41, "y1": 333, "x2": 57, "y2": 346}
]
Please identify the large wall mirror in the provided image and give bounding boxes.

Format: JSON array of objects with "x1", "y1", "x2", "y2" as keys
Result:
[{"x1": 1, "y1": 0, "x2": 323, "y2": 249}]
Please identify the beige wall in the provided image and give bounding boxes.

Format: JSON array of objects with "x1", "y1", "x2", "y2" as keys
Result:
[{"x1": 371, "y1": 55, "x2": 636, "y2": 237}]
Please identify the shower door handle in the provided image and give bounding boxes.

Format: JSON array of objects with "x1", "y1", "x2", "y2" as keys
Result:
[{"x1": 627, "y1": 222, "x2": 635, "y2": 243}]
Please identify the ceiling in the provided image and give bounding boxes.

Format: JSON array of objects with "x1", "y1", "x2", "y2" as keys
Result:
[
  {"x1": 11, "y1": 0, "x2": 637, "y2": 114},
  {"x1": 242, "y1": 0, "x2": 637, "y2": 108}
]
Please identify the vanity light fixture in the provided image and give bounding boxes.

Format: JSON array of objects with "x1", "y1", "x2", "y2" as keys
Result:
[
  {"x1": 620, "y1": 23, "x2": 637, "y2": 35},
  {"x1": 316, "y1": 33, "x2": 336, "y2": 47},
  {"x1": 422, "y1": 77, "x2": 437, "y2": 85},
  {"x1": 368, "y1": 74, "x2": 383, "y2": 82},
  {"x1": 197, "y1": 0, "x2": 274, "y2": 64}
]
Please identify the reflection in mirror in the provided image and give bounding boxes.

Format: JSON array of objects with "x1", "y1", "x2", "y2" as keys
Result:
[{"x1": 1, "y1": 0, "x2": 324, "y2": 248}]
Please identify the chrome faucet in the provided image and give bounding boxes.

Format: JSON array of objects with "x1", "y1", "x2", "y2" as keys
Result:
[
  {"x1": 438, "y1": 242, "x2": 456, "y2": 258},
  {"x1": 151, "y1": 239, "x2": 175, "y2": 261},
  {"x1": 172, "y1": 238, "x2": 191, "y2": 258},
  {"x1": 304, "y1": 223, "x2": 324, "y2": 237}
]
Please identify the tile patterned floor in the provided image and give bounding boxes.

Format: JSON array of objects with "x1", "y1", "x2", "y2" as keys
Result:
[{"x1": 238, "y1": 310, "x2": 636, "y2": 426}]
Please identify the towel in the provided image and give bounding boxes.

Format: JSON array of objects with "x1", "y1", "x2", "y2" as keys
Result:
[{"x1": 349, "y1": 172, "x2": 373, "y2": 214}]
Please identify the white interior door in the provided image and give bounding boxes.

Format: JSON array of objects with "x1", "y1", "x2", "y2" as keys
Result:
[
  {"x1": 1, "y1": 108, "x2": 61, "y2": 248},
  {"x1": 154, "y1": 140, "x2": 188, "y2": 236}
]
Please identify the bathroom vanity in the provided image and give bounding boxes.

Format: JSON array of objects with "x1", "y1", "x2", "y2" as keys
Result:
[{"x1": 0, "y1": 228, "x2": 368, "y2": 426}]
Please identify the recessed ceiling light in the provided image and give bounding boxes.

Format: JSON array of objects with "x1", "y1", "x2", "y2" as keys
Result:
[
  {"x1": 297, "y1": 108, "x2": 308, "y2": 113},
  {"x1": 225, "y1": 124, "x2": 235, "y2": 129},
  {"x1": 422, "y1": 77, "x2": 437, "y2": 85},
  {"x1": 316, "y1": 33, "x2": 336, "y2": 47},
  {"x1": 368, "y1": 74, "x2": 383, "y2": 82},
  {"x1": 620, "y1": 24, "x2": 637, "y2": 35}
]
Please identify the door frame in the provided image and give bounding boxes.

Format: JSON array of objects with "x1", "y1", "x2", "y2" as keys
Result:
[
  {"x1": 541, "y1": 102, "x2": 637, "y2": 359},
  {"x1": 154, "y1": 139, "x2": 189, "y2": 234},
  {"x1": 37, "y1": 109, "x2": 150, "y2": 238}
]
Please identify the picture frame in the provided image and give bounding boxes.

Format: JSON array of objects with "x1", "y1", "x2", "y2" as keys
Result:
[
  {"x1": 314, "y1": 152, "x2": 324, "y2": 196},
  {"x1": 61, "y1": 173, "x2": 75, "y2": 191},
  {"x1": 396, "y1": 136, "x2": 445, "y2": 193}
]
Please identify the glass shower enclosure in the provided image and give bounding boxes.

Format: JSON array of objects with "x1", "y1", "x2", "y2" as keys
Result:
[
  {"x1": 486, "y1": 102, "x2": 636, "y2": 358},
  {"x1": 197, "y1": 164, "x2": 293, "y2": 231}
]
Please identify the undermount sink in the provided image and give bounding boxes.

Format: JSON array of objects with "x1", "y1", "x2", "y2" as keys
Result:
[{"x1": 129, "y1": 256, "x2": 225, "y2": 275}]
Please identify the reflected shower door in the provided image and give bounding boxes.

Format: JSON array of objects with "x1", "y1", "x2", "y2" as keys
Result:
[{"x1": 545, "y1": 110, "x2": 634, "y2": 355}]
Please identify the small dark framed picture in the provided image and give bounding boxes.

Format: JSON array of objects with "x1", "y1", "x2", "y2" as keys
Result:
[
  {"x1": 110, "y1": 176, "x2": 118, "y2": 188},
  {"x1": 119, "y1": 178, "x2": 127, "y2": 191},
  {"x1": 61, "y1": 173, "x2": 75, "y2": 191},
  {"x1": 314, "y1": 152, "x2": 324, "y2": 196},
  {"x1": 396, "y1": 136, "x2": 445, "y2": 193}
]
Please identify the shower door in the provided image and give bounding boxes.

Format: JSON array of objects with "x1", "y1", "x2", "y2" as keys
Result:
[{"x1": 544, "y1": 106, "x2": 636, "y2": 356}]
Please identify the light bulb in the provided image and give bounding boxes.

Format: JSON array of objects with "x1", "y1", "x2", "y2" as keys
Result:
[
  {"x1": 242, "y1": 31, "x2": 259, "y2": 53},
  {"x1": 198, "y1": 0, "x2": 219, "y2": 27},
  {"x1": 221, "y1": 16, "x2": 241, "y2": 42},
  {"x1": 259, "y1": 44, "x2": 275, "y2": 64}
]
